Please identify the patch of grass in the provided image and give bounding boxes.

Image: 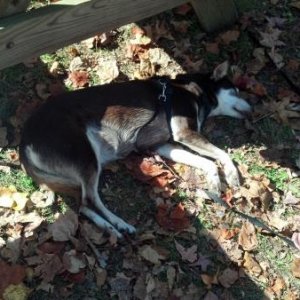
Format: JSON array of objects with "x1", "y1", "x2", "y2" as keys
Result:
[
  {"x1": 257, "y1": 118, "x2": 295, "y2": 145},
  {"x1": 248, "y1": 164, "x2": 289, "y2": 191},
  {"x1": 0, "y1": 170, "x2": 37, "y2": 193}
]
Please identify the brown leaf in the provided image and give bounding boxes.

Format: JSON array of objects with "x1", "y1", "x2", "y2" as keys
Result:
[
  {"x1": 233, "y1": 75, "x2": 267, "y2": 96},
  {"x1": 38, "y1": 242, "x2": 65, "y2": 254},
  {"x1": 291, "y1": 232, "x2": 300, "y2": 250},
  {"x1": 259, "y1": 29, "x2": 285, "y2": 48},
  {"x1": 175, "y1": 240, "x2": 197, "y2": 263},
  {"x1": 34, "y1": 254, "x2": 63, "y2": 283},
  {"x1": 48, "y1": 210, "x2": 78, "y2": 242},
  {"x1": 95, "y1": 267, "x2": 107, "y2": 287},
  {"x1": 243, "y1": 252, "x2": 262, "y2": 276},
  {"x1": 204, "y1": 291, "x2": 219, "y2": 300},
  {"x1": 124, "y1": 154, "x2": 175, "y2": 188},
  {"x1": 68, "y1": 71, "x2": 89, "y2": 88},
  {"x1": 290, "y1": 1, "x2": 300, "y2": 9},
  {"x1": 205, "y1": 43, "x2": 220, "y2": 54},
  {"x1": 238, "y1": 221, "x2": 258, "y2": 251},
  {"x1": 220, "y1": 30, "x2": 240, "y2": 45},
  {"x1": 200, "y1": 274, "x2": 218, "y2": 289},
  {"x1": 156, "y1": 203, "x2": 190, "y2": 231},
  {"x1": 218, "y1": 268, "x2": 238, "y2": 288},
  {"x1": 0, "y1": 260, "x2": 26, "y2": 296},
  {"x1": 271, "y1": 277, "x2": 286, "y2": 297},
  {"x1": 291, "y1": 258, "x2": 300, "y2": 278},
  {"x1": 62, "y1": 250, "x2": 86, "y2": 274},
  {"x1": 138, "y1": 245, "x2": 167, "y2": 264}
]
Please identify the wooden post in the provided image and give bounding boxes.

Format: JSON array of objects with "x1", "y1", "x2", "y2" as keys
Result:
[{"x1": 191, "y1": 0, "x2": 237, "y2": 32}]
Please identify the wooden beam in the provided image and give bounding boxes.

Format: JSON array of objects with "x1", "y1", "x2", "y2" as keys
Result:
[
  {"x1": 0, "y1": 0, "x2": 186, "y2": 70},
  {"x1": 0, "y1": 0, "x2": 30, "y2": 18},
  {"x1": 191, "y1": 0, "x2": 237, "y2": 32}
]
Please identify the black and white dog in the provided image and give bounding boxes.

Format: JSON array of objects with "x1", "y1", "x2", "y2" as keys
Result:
[{"x1": 20, "y1": 62, "x2": 251, "y2": 237}]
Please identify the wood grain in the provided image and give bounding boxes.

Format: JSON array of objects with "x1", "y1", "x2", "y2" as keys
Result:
[
  {"x1": 0, "y1": 0, "x2": 187, "y2": 69},
  {"x1": 191, "y1": 0, "x2": 237, "y2": 32}
]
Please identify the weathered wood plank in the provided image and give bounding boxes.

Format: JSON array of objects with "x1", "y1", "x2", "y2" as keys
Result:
[
  {"x1": 191, "y1": 0, "x2": 237, "y2": 32},
  {"x1": 0, "y1": 0, "x2": 187, "y2": 70},
  {"x1": 0, "y1": 0, "x2": 30, "y2": 18}
]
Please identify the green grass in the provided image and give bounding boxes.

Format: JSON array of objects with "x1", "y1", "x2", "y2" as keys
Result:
[
  {"x1": 0, "y1": 169, "x2": 37, "y2": 193},
  {"x1": 248, "y1": 164, "x2": 289, "y2": 191}
]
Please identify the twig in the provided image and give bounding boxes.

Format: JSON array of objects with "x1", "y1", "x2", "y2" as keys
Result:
[
  {"x1": 252, "y1": 112, "x2": 274, "y2": 124},
  {"x1": 0, "y1": 161, "x2": 21, "y2": 169},
  {"x1": 84, "y1": 235, "x2": 107, "y2": 268},
  {"x1": 207, "y1": 192, "x2": 297, "y2": 249}
]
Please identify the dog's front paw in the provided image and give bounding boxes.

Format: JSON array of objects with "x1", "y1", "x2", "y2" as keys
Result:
[
  {"x1": 109, "y1": 215, "x2": 136, "y2": 234},
  {"x1": 224, "y1": 163, "x2": 240, "y2": 189}
]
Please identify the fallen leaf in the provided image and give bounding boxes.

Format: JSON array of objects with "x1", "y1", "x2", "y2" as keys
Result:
[
  {"x1": 34, "y1": 253, "x2": 63, "y2": 283},
  {"x1": 2, "y1": 283, "x2": 31, "y2": 300},
  {"x1": 190, "y1": 254, "x2": 212, "y2": 272},
  {"x1": 291, "y1": 258, "x2": 300, "y2": 278},
  {"x1": 35, "y1": 83, "x2": 51, "y2": 100},
  {"x1": 95, "y1": 57, "x2": 119, "y2": 84},
  {"x1": 233, "y1": 74, "x2": 267, "y2": 96},
  {"x1": 156, "y1": 203, "x2": 191, "y2": 231},
  {"x1": 268, "y1": 49, "x2": 284, "y2": 69},
  {"x1": 0, "y1": 260, "x2": 26, "y2": 297},
  {"x1": 38, "y1": 242, "x2": 65, "y2": 255},
  {"x1": 243, "y1": 252, "x2": 262, "y2": 276},
  {"x1": 218, "y1": 268, "x2": 238, "y2": 288},
  {"x1": 220, "y1": 30, "x2": 240, "y2": 44},
  {"x1": 48, "y1": 210, "x2": 78, "y2": 242},
  {"x1": 138, "y1": 245, "x2": 167, "y2": 264},
  {"x1": 0, "y1": 186, "x2": 28, "y2": 211},
  {"x1": 291, "y1": 232, "x2": 300, "y2": 250},
  {"x1": 175, "y1": 240, "x2": 197, "y2": 263},
  {"x1": 271, "y1": 277, "x2": 286, "y2": 297},
  {"x1": 95, "y1": 267, "x2": 107, "y2": 287},
  {"x1": 69, "y1": 56, "x2": 85, "y2": 72},
  {"x1": 238, "y1": 221, "x2": 258, "y2": 251},
  {"x1": 259, "y1": 28, "x2": 285, "y2": 48},
  {"x1": 68, "y1": 70, "x2": 89, "y2": 88},
  {"x1": 62, "y1": 250, "x2": 86, "y2": 274},
  {"x1": 166, "y1": 266, "x2": 176, "y2": 290},
  {"x1": 204, "y1": 291, "x2": 219, "y2": 300},
  {"x1": 205, "y1": 43, "x2": 220, "y2": 54},
  {"x1": 200, "y1": 274, "x2": 218, "y2": 289},
  {"x1": 290, "y1": 1, "x2": 300, "y2": 9}
]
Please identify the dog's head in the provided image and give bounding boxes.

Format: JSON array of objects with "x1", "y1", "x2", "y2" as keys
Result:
[
  {"x1": 175, "y1": 62, "x2": 252, "y2": 121},
  {"x1": 207, "y1": 61, "x2": 252, "y2": 119}
]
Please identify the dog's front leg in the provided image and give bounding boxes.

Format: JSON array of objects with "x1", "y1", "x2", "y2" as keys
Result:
[
  {"x1": 173, "y1": 129, "x2": 240, "y2": 188},
  {"x1": 155, "y1": 143, "x2": 221, "y2": 194}
]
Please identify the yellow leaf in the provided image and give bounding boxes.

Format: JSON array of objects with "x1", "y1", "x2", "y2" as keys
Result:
[
  {"x1": 12, "y1": 192, "x2": 29, "y2": 211},
  {"x1": 3, "y1": 283, "x2": 31, "y2": 300},
  {"x1": 0, "y1": 186, "x2": 28, "y2": 210},
  {"x1": 0, "y1": 186, "x2": 16, "y2": 208}
]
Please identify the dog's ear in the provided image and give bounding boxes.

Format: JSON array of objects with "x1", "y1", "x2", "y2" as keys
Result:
[{"x1": 211, "y1": 61, "x2": 229, "y2": 80}]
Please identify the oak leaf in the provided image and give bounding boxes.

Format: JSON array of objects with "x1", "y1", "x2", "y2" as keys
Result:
[
  {"x1": 175, "y1": 240, "x2": 197, "y2": 263},
  {"x1": 238, "y1": 221, "x2": 258, "y2": 251}
]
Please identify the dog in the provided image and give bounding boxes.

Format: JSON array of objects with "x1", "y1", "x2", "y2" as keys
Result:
[{"x1": 19, "y1": 62, "x2": 252, "y2": 238}]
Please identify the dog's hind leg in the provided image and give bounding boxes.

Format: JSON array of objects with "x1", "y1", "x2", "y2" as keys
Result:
[
  {"x1": 81, "y1": 172, "x2": 136, "y2": 235},
  {"x1": 155, "y1": 143, "x2": 221, "y2": 194}
]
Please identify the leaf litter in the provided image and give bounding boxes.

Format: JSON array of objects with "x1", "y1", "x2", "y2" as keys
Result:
[{"x1": 0, "y1": 1, "x2": 300, "y2": 299}]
